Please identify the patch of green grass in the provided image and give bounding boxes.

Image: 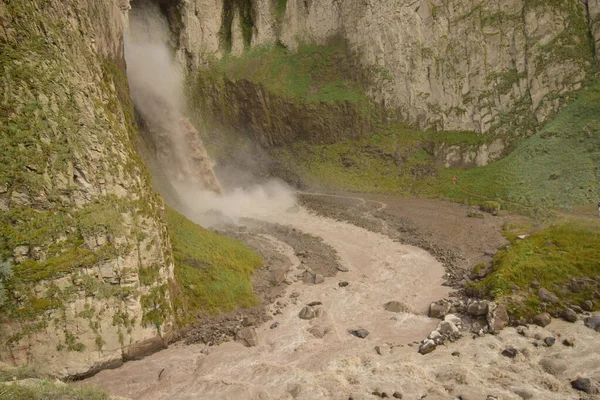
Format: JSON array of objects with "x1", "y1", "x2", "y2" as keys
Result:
[
  {"x1": 214, "y1": 41, "x2": 371, "y2": 104},
  {"x1": 471, "y1": 222, "x2": 600, "y2": 317},
  {"x1": 165, "y1": 207, "x2": 262, "y2": 319},
  {"x1": 0, "y1": 381, "x2": 107, "y2": 400}
]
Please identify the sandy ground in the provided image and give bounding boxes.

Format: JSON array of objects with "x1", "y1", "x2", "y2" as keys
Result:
[{"x1": 85, "y1": 195, "x2": 600, "y2": 400}]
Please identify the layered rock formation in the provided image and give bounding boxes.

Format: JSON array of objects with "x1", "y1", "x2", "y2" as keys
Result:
[
  {"x1": 169, "y1": 0, "x2": 596, "y2": 137},
  {"x1": 0, "y1": 0, "x2": 176, "y2": 377}
]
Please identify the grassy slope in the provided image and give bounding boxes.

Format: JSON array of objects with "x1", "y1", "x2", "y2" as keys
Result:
[{"x1": 165, "y1": 207, "x2": 262, "y2": 320}]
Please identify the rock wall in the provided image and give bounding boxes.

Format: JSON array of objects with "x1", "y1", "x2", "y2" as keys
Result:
[
  {"x1": 0, "y1": 0, "x2": 176, "y2": 377},
  {"x1": 172, "y1": 0, "x2": 596, "y2": 136}
]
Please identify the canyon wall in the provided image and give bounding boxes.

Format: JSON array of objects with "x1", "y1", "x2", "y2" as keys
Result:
[
  {"x1": 0, "y1": 0, "x2": 177, "y2": 377},
  {"x1": 171, "y1": 0, "x2": 596, "y2": 138}
]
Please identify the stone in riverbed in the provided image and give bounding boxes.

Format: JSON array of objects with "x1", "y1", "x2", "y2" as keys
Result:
[
  {"x1": 532, "y1": 313, "x2": 551, "y2": 327},
  {"x1": 584, "y1": 315, "x2": 600, "y2": 331},
  {"x1": 235, "y1": 327, "x2": 258, "y2": 347},
  {"x1": 561, "y1": 308, "x2": 577, "y2": 323},
  {"x1": 384, "y1": 301, "x2": 412, "y2": 313},
  {"x1": 349, "y1": 329, "x2": 369, "y2": 339},
  {"x1": 313, "y1": 274, "x2": 325, "y2": 284},
  {"x1": 428, "y1": 300, "x2": 452, "y2": 319},
  {"x1": 466, "y1": 300, "x2": 489, "y2": 316},
  {"x1": 299, "y1": 306, "x2": 316, "y2": 320},
  {"x1": 418, "y1": 340, "x2": 436, "y2": 355},
  {"x1": 487, "y1": 303, "x2": 509, "y2": 332},
  {"x1": 339, "y1": 281, "x2": 349, "y2": 287},
  {"x1": 502, "y1": 347, "x2": 518, "y2": 358},
  {"x1": 571, "y1": 378, "x2": 592, "y2": 393},
  {"x1": 543, "y1": 337, "x2": 555, "y2": 347},
  {"x1": 538, "y1": 288, "x2": 560, "y2": 304},
  {"x1": 336, "y1": 265, "x2": 349, "y2": 272}
]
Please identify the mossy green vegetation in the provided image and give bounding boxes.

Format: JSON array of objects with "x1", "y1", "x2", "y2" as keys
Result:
[
  {"x1": 220, "y1": 0, "x2": 256, "y2": 51},
  {"x1": 469, "y1": 221, "x2": 600, "y2": 318},
  {"x1": 208, "y1": 41, "x2": 372, "y2": 104},
  {"x1": 0, "y1": 380, "x2": 107, "y2": 400},
  {"x1": 165, "y1": 207, "x2": 262, "y2": 320}
]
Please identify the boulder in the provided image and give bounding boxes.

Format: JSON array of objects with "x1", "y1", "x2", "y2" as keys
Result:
[
  {"x1": 467, "y1": 300, "x2": 489, "y2": 316},
  {"x1": 561, "y1": 308, "x2": 577, "y2": 323},
  {"x1": 338, "y1": 281, "x2": 349, "y2": 287},
  {"x1": 584, "y1": 315, "x2": 600, "y2": 332},
  {"x1": 502, "y1": 347, "x2": 518, "y2": 358},
  {"x1": 313, "y1": 274, "x2": 325, "y2": 284},
  {"x1": 308, "y1": 326, "x2": 329, "y2": 338},
  {"x1": 487, "y1": 303, "x2": 509, "y2": 332},
  {"x1": 532, "y1": 313, "x2": 551, "y2": 327},
  {"x1": 235, "y1": 327, "x2": 258, "y2": 347},
  {"x1": 269, "y1": 268, "x2": 287, "y2": 285},
  {"x1": 444, "y1": 314, "x2": 462, "y2": 326},
  {"x1": 582, "y1": 300, "x2": 594, "y2": 312},
  {"x1": 571, "y1": 378, "x2": 592, "y2": 393},
  {"x1": 242, "y1": 316, "x2": 257, "y2": 326},
  {"x1": 299, "y1": 306, "x2": 316, "y2": 320},
  {"x1": 418, "y1": 340, "x2": 436, "y2": 355},
  {"x1": 428, "y1": 300, "x2": 452, "y2": 319},
  {"x1": 543, "y1": 337, "x2": 555, "y2": 347},
  {"x1": 384, "y1": 301, "x2": 412, "y2": 313},
  {"x1": 349, "y1": 329, "x2": 369, "y2": 339},
  {"x1": 538, "y1": 288, "x2": 560, "y2": 304},
  {"x1": 437, "y1": 320, "x2": 459, "y2": 335}
]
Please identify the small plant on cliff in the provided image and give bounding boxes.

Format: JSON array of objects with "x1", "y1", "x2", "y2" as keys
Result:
[{"x1": 0, "y1": 260, "x2": 13, "y2": 308}]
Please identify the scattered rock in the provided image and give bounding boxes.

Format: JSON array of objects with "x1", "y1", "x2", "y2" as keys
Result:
[
  {"x1": 381, "y1": 392, "x2": 389, "y2": 398},
  {"x1": 466, "y1": 300, "x2": 489, "y2": 316},
  {"x1": 337, "y1": 265, "x2": 349, "y2": 272},
  {"x1": 570, "y1": 305, "x2": 583, "y2": 313},
  {"x1": 299, "y1": 307, "x2": 316, "y2": 320},
  {"x1": 393, "y1": 392, "x2": 403, "y2": 399},
  {"x1": 339, "y1": 281, "x2": 349, "y2": 287},
  {"x1": 235, "y1": 327, "x2": 258, "y2": 347},
  {"x1": 452, "y1": 351, "x2": 460, "y2": 357},
  {"x1": 487, "y1": 303, "x2": 509, "y2": 332},
  {"x1": 269, "y1": 269, "x2": 287, "y2": 285},
  {"x1": 437, "y1": 320, "x2": 459, "y2": 335},
  {"x1": 532, "y1": 313, "x2": 551, "y2": 327},
  {"x1": 270, "y1": 322, "x2": 279, "y2": 329},
  {"x1": 582, "y1": 300, "x2": 594, "y2": 312},
  {"x1": 530, "y1": 280, "x2": 541, "y2": 289},
  {"x1": 307, "y1": 301, "x2": 322, "y2": 307},
  {"x1": 418, "y1": 340, "x2": 436, "y2": 355},
  {"x1": 543, "y1": 337, "x2": 555, "y2": 347},
  {"x1": 502, "y1": 347, "x2": 518, "y2": 358},
  {"x1": 375, "y1": 346, "x2": 382, "y2": 355},
  {"x1": 428, "y1": 300, "x2": 452, "y2": 319},
  {"x1": 313, "y1": 274, "x2": 325, "y2": 284},
  {"x1": 584, "y1": 315, "x2": 600, "y2": 332},
  {"x1": 350, "y1": 329, "x2": 369, "y2": 339},
  {"x1": 539, "y1": 358, "x2": 567, "y2": 376},
  {"x1": 571, "y1": 378, "x2": 591, "y2": 393},
  {"x1": 561, "y1": 308, "x2": 578, "y2": 323},
  {"x1": 562, "y1": 338, "x2": 575, "y2": 347},
  {"x1": 538, "y1": 288, "x2": 560, "y2": 304},
  {"x1": 384, "y1": 301, "x2": 412, "y2": 313}
]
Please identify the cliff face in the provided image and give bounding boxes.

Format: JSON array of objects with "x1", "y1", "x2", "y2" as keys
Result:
[
  {"x1": 172, "y1": 0, "x2": 596, "y2": 137},
  {"x1": 0, "y1": 0, "x2": 176, "y2": 377}
]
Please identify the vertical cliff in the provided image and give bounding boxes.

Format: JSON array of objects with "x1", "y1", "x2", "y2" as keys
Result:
[
  {"x1": 0, "y1": 0, "x2": 176, "y2": 377},
  {"x1": 170, "y1": 0, "x2": 596, "y2": 140}
]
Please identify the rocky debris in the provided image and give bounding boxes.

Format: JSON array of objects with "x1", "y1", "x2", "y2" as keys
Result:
[
  {"x1": 299, "y1": 306, "x2": 316, "y2": 320},
  {"x1": 185, "y1": 307, "x2": 267, "y2": 346},
  {"x1": 452, "y1": 351, "x2": 460, "y2": 357},
  {"x1": 539, "y1": 358, "x2": 567, "y2": 376},
  {"x1": 337, "y1": 265, "x2": 349, "y2": 272},
  {"x1": 349, "y1": 329, "x2": 369, "y2": 339},
  {"x1": 242, "y1": 316, "x2": 257, "y2": 327},
  {"x1": 307, "y1": 301, "x2": 322, "y2": 307},
  {"x1": 313, "y1": 274, "x2": 325, "y2": 284},
  {"x1": 543, "y1": 337, "x2": 555, "y2": 347},
  {"x1": 582, "y1": 300, "x2": 594, "y2": 312},
  {"x1": 375, "y1": 346, "x2": 383, "y2": 355},
  {"x1": 466, "y1": 300, "x2": 488, "y2": 316},
  {"x1": 570, "y1": 304, "x2": 583, "y2": 313},
  {"x1": 532, "y1": 313, "x2": 551, "y2": 327},
  {"x1": 584, "y1": 315, "x2": 600, "y2": 332},
  {"x1": 383, "y1": 301, "x2": 412, "y2": 313},
  {"x1": 235, "y1": 327, "x2": 258, "y2": 347},
  {"x1": 538, "y1": 288, "x2": 560, "y2": 304},
  {"x1": 269, "y1": 268, "x2": 287, "y2": 285},
  {"x1": 392, "y1": 392, "x2": 403, "y2": 399},
  {"x1": 571, "y1": 378, "x2": 592, "y2": 393},
  {"x1": 418, "y1": 340, "x2": 436, "y2": 355},
  {"x1": 562, "y1": 308, "x2": 578, "y2": 323},
  {"x1": 487, "y1": 303, "x2": 509, "y2": 332},
  {"x1": 428, "y1": 300, "x2": 452, "y2": 319},
  {"x1": 502, "y1": 347, "x2": 518, "y2": 358},
  {"x1": 339, "y1": 281, "x2": 349, "y2": 287}
]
